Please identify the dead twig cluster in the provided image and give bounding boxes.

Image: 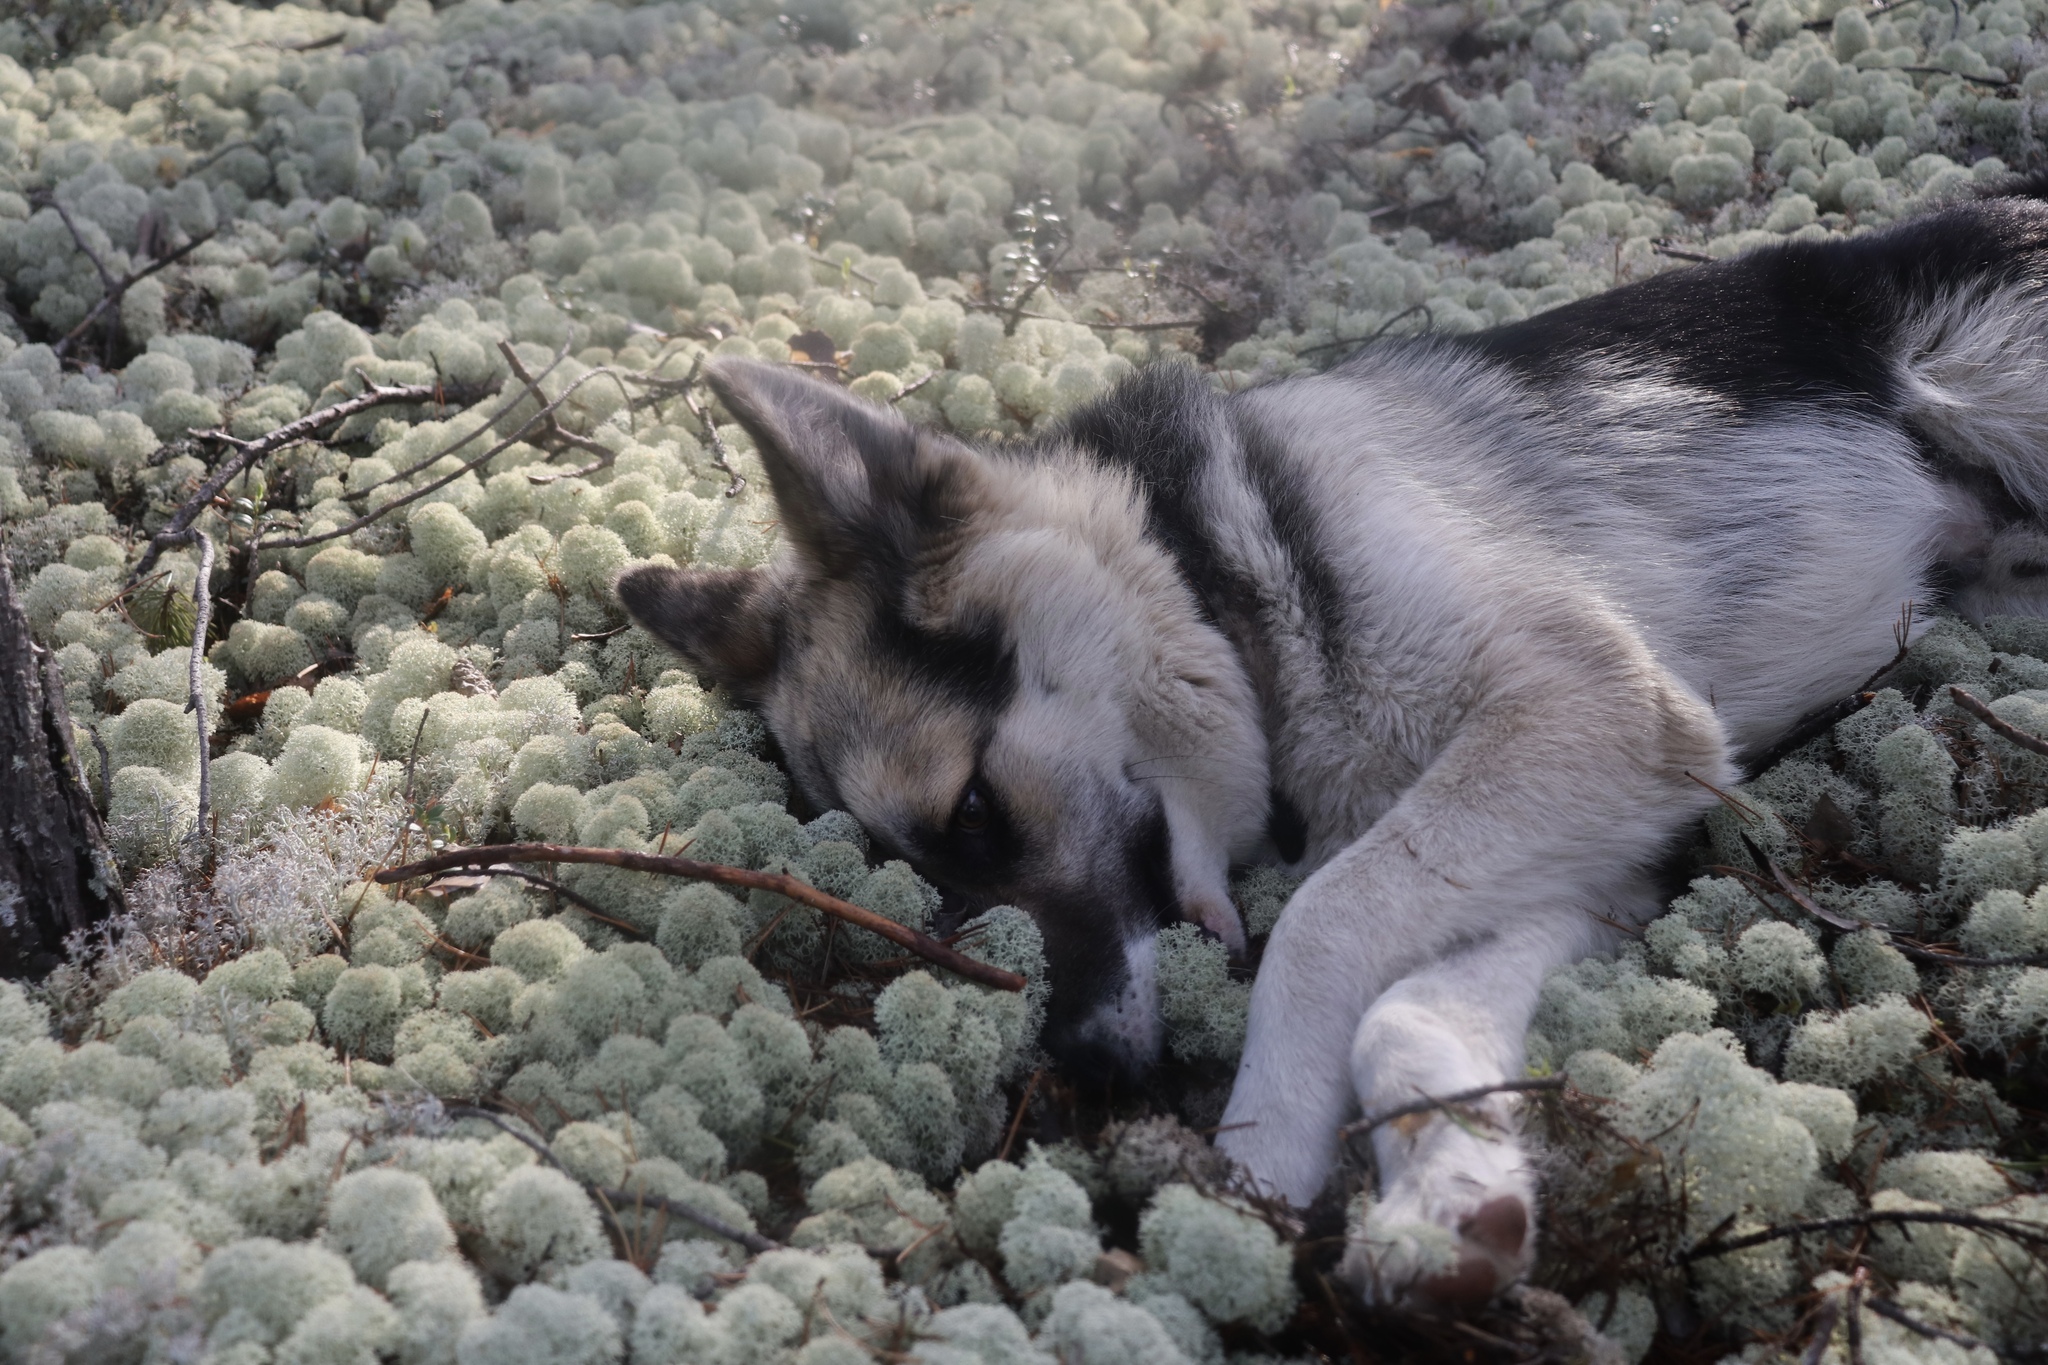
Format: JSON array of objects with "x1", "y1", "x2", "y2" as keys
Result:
[
  {"x1": 375, "y1": 842, "x2": 1027, "y2": 991},
  {"x1": 32, "y1": 191, "x2": 217, "y2": 363}
]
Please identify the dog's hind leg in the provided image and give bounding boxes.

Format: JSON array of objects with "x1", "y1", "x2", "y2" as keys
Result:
[{"x1": 1338, "y1": 885, "x2": 1649, "y2": 1306}]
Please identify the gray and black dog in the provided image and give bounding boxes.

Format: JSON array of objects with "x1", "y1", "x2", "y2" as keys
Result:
[{"x1": 619, "y1": 180, "x2": 2048, "y2": 1305}]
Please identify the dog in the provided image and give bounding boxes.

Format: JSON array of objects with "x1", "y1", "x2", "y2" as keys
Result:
[{"x1": 617, "y1": 180, "x2": 2048, "y2": 1306}]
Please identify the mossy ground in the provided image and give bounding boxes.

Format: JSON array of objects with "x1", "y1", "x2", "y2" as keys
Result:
[{"x1": 1, "y1": 0, "x2": 2046, "y2": 1360}]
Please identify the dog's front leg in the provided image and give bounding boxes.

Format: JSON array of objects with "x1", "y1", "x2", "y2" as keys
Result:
[{"x1": 1215, "y1": 638, "x2": 1734, "y2": 1298}]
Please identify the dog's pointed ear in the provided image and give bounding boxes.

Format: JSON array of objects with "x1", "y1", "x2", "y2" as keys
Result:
[
  {"x1": 614, "y1": 564, "x2": 780, "y2": 701},
  {"x1": 705, "y1": 357, "x2": 925, "y2": 572}
]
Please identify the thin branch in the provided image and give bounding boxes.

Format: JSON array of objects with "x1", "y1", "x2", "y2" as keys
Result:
[
  {"x1": 182, "y1": 138, "x2": 257, "y2": 176},
  {"x1": 130, "y1": 378, "x2": 489, "y2": 587},
  {"x1": 1339, "y1": 1077, "x2": 1566, "y2": 1138},
  {"x1": 1298, "y1": 303, "x2": 1435, "y2": 359},
  {"x1": 484, "y1": 867, "x2": 646, "y2": 934},
  {"x1": 441, "y1": 1104, "x2": 775, "y2": 1254},
  {"x1": 679, "y1": 352, "x2": 745, "y2": 498},
  {"x1": 1760, "y1": 850, "x2": 2048, "y2": 968},
  {"x1": 376, "y1": 843, "x2": 1027, "y2": 991},
  {"x1": 960, "y1": 299, "x2": 1206, "y2": 331},
  {"x1": 181, "y1": 530, "x2": 216, "y2": 841},
  {"x1": 496, "y1": 340, "x2": 619, "y2": 483},
  {"x1": 86, "y1": 724, "x2": 111, "y2": 814},
  {"x1": 1652, "y1": 239, "x2": 1715, "y2": 264},
  {"x1": 254, "y1": 363, "x2": 623, "y2": 552},
  {"x1": 592, "y1": 1187, "x2": 780, "y2": 1255},
  {"x1": 1863, "y1": 1298, "x2": 1990, "y2": 1352},
  {"x1": 1804, "y1": 0, "x2": 1921, "y2": 28},
  {"x1": 1950, "y1": 685, "x2": 2048, "y2": 757},
  {"x1": 340, "y1": 343, "x2": 573, "y2": 505},
  {"x1": 1680, "y1": 1208, "x2": 2048, "y2": 1262},
  {"x1": 53, "y1": 230, "x2": 217, "y2": 358},
  {"x1": 891, "y1": 371, "x2": 940, "y2": 403},
  {"x1": 1897, "y1": 64, "x2": 2016, "y2": 87},
  {"x1": 35, "y1": 193, "x2": 118, "y2": 294}
]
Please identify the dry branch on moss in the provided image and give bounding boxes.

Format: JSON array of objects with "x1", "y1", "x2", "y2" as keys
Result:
[
  {"x1": 1340, "y1": 1076, "x2": 1567, "y2": 1138},
  {"x1": 378, "y1": 842, "x2": 1028, "y2": 990},
  {"x1": 1949, "y1": 684, "x2": 2048, "y2": 757},
  {"x1": 1679, "y1": 1208, "x2": 2048, "y2": 1262},
  {"x1": 129, "y1": 376, "x2": 493, "y2": 587},
  {"x1": 31, "y1": 191, "x2": 217, "y2": 360},
  {"x1": 444, "y1": 1103, "x2": 780, "y2": 1254}
]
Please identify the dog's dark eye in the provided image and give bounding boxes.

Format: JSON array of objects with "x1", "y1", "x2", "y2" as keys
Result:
[{"x1": 955, "y1": 785, "x2": 991, "y2": 833}]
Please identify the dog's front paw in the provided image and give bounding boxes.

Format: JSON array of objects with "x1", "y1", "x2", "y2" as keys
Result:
[{"x1": 1339, "y1": 1187, "x2": 1533, "y2": 1309}]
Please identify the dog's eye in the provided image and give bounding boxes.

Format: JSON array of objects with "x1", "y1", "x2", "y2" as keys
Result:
[{"x1": 955, "y1": 786, "x2": 991, "y2": 833}]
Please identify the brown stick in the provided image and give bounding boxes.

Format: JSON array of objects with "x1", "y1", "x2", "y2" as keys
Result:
[
  {"x1": 1755, "y1": 849, "x2": 2048, "y2": 968},
  {"x1": 1949, "y1": 685, "x2": 2048, "y2": 757},
  {"x1": 377, "y1": 843, "x2": 1026, "y2": 991},
  {"x1": 1339, "y1": 1076, "x2": 1566, "y2": 1138},
  {"x1": 1680, "y1": 1208, "x2": 2048, "y2": 1262},
  {"x1": 129, "y1": 377, "x2": 489, "y2": 587},
  {"x1": 442, "y1": 1103, "x2": 778, "y2": 1253}
]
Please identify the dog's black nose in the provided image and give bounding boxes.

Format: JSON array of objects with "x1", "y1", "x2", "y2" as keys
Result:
[{"x1": 1040, "y1": 1028, "x2": 1150, "y2": 1092}]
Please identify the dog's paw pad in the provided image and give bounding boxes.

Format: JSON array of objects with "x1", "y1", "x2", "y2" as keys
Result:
[{"x1": 1410, "y1": 1195, "x2": 1531, "y2": 1309}]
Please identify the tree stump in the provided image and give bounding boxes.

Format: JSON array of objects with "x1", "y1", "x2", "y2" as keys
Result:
[{"x1": 0, "y1": 544, "x2": 121, "y2": 978}]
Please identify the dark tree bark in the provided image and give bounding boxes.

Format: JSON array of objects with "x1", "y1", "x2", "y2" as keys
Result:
[{"x1": 0, "y1": 544, "x2": 121, "y2": 978}]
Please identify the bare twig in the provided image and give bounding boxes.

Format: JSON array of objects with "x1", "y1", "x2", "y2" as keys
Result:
[
  {"x1": 472, "y1": 866, "x2": 639, "y2": 931},
  {"x1": 402, "y1": 708, "x2": 430, "y2": 807},
  {"x1": 1804, "y1": 0, "x2": 1920, "y2": 28},
  {"x1": 181, "y1": 530, "x2": 216, "y2": 841},
  {"x1": 1950, "y1": 685, "x2": 2048, "y2": 757},
  {"x1": 1299, "y1": 303, "x2": 1435, "y2": 359},
  {"x1": 593, "y1": 1186, "x2": 779, "y2": 1255},
  {"x1": 54, "y1": 230, "x2": 217, "y2": 358},
  {"x1": 496, "y1": 340, "x2": 619, "y2": 483},
  {"x1": 1652, "y1": 239, "x2": 1716, "y2": 264},
  {"x1": 182, "y1": 138, "x2": 257, "y2": 176},
  {"x1": 1340, "y1": 1076, "x2": 1567, "y2": 1138},
  {"x1": 341, "y1": 344, "x2": 574, "y2": 505},
  {"x1": 960, "y1": 299, "x2": 1206, "y2": 331},
  {"x1": 1681, "y1": 1208, "x2": 2048, "y2": 1262},
  {"x1": 891, "y1": 371, "x2": 940, "y2": 402},
  {"x1": 36, "y1": 193, "x2": 118, "y2": 294},
  {"x1": 254, "y1": 361, "x2": 627, "y2": 553},
  {"x1": 376, "y1": 843, "x2": 1027, "y2": 990},
  {"x1": 1864, "y1": 1297, "x2": 1990, "y2": 1352},
  {"x1": 1761, "y1": 850, "x2": 2048, "y2": 967},
  {"x1": 441, "y1": 1103, "x2": 775, "y2": 1253},
  {"x1": 130, "y1": 379, "x2": 489, "y2": 587},
  {"x1": 680, "y1": 352, "x2": 745, "y2": 498},
  {"x1": 1897, "y1": 64, "x2": 2016, "y2": 87},
  {"x1": 997, "y1": 1066, "x2": 1044, "y2": 1163}
]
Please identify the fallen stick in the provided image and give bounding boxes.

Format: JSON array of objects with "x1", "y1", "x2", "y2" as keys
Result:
[
  {"x1": 1949, "y1": 684, "x2": 2048, "y2": 757},
  {"x1": 443, "y1": 1103, "x2": 778, "y2": 1254},
  {"x1": 1680, "y1": 1207, "x2": 2048, "y2": 1261},
  {"x1": 377, "y1": 843, "x2": 1026, "y2": 991},
  {"x1": 182, "y1": 530, "x2": 216, "y2": 838},
  {"x1": 1339, "y1": 1076, "x2": 1566, "y2": 1138},
  {"x1": 129, "y1": 377, "x2": 489, "y2": 588}
]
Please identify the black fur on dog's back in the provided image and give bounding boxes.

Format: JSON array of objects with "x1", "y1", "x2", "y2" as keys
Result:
[{"x1": 1437, "y1": 184, "x2": 2048, "y2": 417}]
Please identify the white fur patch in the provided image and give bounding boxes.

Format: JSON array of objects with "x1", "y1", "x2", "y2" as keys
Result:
[{"x1": 1074, "y1": 931, "x2": 1162, "y2": 1068}]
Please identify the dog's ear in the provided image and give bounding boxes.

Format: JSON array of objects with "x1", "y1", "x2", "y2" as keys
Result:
[
  {"x1": 705, "y1": 357, "x2": 934, "y2": 573},
  {"x1": 614, "y1": 564, "x2": 780, "y2": 700}
]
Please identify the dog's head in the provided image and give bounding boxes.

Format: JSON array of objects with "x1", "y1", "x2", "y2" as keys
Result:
[{"x1": 617, "y1": 359, "x2": 1269, "y2": 1076}]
